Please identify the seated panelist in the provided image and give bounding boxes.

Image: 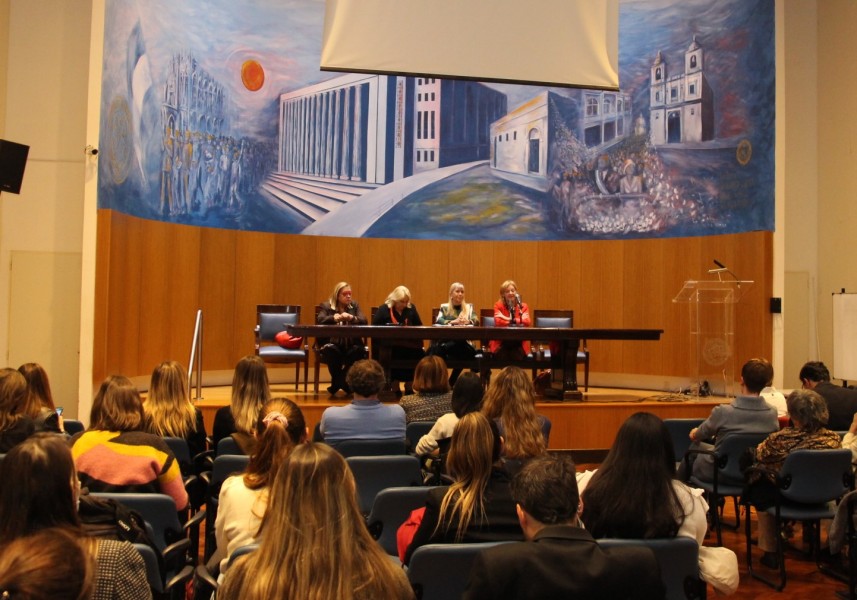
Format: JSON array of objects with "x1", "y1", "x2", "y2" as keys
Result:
[
  {"x1": 316, "y1": 281, "x2": 367, "y2": 396},
  {"x1": 489, "y1": 280, "x2": 531, "y2": 361},
  {"x1": 372, "y1": 285, "x2": 425, "y2": 392}
]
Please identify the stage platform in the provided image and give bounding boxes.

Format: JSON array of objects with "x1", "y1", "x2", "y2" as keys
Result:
[{"x1": 193, "y1": 384, "x2": 726, "y2": 450}]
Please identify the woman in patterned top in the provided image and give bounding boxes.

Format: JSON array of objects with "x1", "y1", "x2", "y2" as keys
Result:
[
  {"x1": 71, "y1": 375, "x2": 188, "y2": 510},
  {"x1": 399, "y1": 355, "x2": 453, "y2": 424},
  {"x1": 747, "y1": 389, "x2": 842, "y2": 569},
  {"x1": 431, "y1": 282, "x2": 479, "y2": 386},
  {"x1": 0, "y1": 433, "x2": 151, "y2": 600}
]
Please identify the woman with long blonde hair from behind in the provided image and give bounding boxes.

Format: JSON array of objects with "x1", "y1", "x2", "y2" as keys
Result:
[
  {"x1": 144, "y1": 360, "x2": 207, "y2": 457},
  {"x1": 212, "y1": 355, "x2": 271, "y2": 448},
  {"x1": 403, "y1": 412, "x2": 523, "y2": 565},
  {"x1": 218, "y1": 442, "x2": 413, "y2": 600},
  {"x1": 481, "y1": 366, "x2": 550, "y2": 468}
]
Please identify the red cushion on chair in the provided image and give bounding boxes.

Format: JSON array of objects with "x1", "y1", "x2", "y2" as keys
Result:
[{"x1": 274, "y1": 331, "x2": 303, "y2": 349}]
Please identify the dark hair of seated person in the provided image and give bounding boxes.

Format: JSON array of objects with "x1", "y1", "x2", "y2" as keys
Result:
[
  {"x1": 451, "y1": 372, "x2": 484, "y2": 418},
  {"x1": 580, "y1": 412, "x2": 685, "y2": 539}
]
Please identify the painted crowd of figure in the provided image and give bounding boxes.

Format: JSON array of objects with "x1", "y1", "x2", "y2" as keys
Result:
[{"x1": 158, "y1": 128, "x2": 274, "y2": 219}]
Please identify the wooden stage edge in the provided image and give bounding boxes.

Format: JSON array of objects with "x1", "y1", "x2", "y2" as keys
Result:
[{"x1": 192, "y1": 384, "x2": 727, "y2": 451}]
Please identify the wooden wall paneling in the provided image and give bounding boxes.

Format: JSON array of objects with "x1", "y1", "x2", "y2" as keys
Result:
[
  {"x1": 135, "y1": 220, "x2": 202, "y2": 372},
  {"x1": 622, "y1": 239, "x2": 664, "y2": 376},
  {"x1": 272, "y1": 234, "x2": 316, "y2": 314},
  {"x1": 579, "y1": 240, "x2": 625, "y2": 373},
  {"x1": 233, "y1": 231, "x2": 277, "y2": 361},
  {"x1": 661, "y1": 236, "x2": 703, "y2": 379},
  {"x1": 107, "y1": 212, "x2": 144, "y2": 378},
  {"x1": 535, "y1": 242, "x2": 582, "y2": 310},
  {"x1": 457, "y1": 241, "x2": 496, "y2": 313},
  {"x1": 198, "y1": 227, "x2": 238, "y2": 369},
  {"x1": 93, "y1": 211, "x2": 114, "y2": 384},
  {"x1": 406, "y1": 239, "x2": 450, "y2": 319},
  {"x1": 490, "y1": 241, "x2": 541, "y2": 308},
  {"x1": 313, "y1": 236, "x2": 364, "y2": 307},
  {"x1": 357, "y1": 237, "x2": 406, "y2": 311}
]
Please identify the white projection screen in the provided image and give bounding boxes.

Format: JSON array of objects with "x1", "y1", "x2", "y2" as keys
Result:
[{"x1": 321, "y1": 0, "x2": 619, "y2": 90}]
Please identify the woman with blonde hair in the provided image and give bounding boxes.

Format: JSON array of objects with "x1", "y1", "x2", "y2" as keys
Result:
[
  {"x1": 144, "y1": 360, "x2": 207, "y2": 457},
  {"x1": 403, "y1": 412, "x2": 523, "y2": 565},
  {"x1": 212, "y1": 355, "x2": 271, "y2": 448},
  {"x1": 431, "y1": 282, "x2": 479, "y2": 386},
  {"x1": 400, "y1": 355, "x2": 452, "y2": 423},
  {"x1": 372, "y1": 285, "x2": 425, "y2": 393},
  {"x1": 481, "y1": 366, "x2": 550, "y2": 467},
  {"x1": 219, "y1": 442, "x2": 413, "y2": 600},
  {"x1": 316, "y1": 281, "x2": 368, "y2": 396},
  {"x1": 214, "y1": 398, "x2": 307, "y2": 575},
  {"x1": 489, "y1": 280, "x2": 531, "y2": 360},
  {"x1": 72, "y1": 375, "x2": 188, "y2": 510}
]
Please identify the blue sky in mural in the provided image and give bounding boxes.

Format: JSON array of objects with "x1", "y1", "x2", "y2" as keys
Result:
[{"x1": 97, "y1": 0, "x2": 774, "y2": 240}]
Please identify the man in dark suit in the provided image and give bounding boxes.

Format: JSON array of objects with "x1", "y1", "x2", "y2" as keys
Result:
[
  {"x1": 463, "y1": 454, "x2": 665, "y2": 600},
  {"x1": 799, "y1": 361, "x2": 857, "y2": 430}
]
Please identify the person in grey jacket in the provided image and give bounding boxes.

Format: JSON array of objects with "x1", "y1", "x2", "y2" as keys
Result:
[{"x1": 685, "y1": 358, "x2": 779, "y2": 482}]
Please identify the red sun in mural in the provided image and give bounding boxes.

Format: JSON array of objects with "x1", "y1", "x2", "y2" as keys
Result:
[{"x1": 241, "y1": 60, "x2": 265, "y2": 91}]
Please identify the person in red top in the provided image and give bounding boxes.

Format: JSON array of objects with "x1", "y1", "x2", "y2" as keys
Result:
[{"x1": 489, "y1": 280, "x2": 531, "y2": 361}]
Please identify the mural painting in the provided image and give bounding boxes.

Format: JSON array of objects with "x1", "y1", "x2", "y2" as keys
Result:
[{"x1": 98, "y1": 0, "x2": 774, "y2": 241}]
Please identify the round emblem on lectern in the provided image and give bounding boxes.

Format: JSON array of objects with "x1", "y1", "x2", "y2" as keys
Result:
[{"x1": 702, "y1": 338, "x2": 731, "y2": 367}]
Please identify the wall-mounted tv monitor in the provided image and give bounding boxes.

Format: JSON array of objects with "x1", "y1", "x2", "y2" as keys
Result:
[{"x1": 0, "y1": 139, "x2": 30, "y2": 195}]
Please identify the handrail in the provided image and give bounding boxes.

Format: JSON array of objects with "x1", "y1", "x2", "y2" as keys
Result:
[{"x1": 188, "y1": 309, "x2": 204, "y2": 401}]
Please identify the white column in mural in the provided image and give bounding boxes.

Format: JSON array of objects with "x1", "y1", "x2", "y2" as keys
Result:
[
  {"x1": 392, "y1": 77, "x2": 405, "y2": 181},
  {"x1": 325, "y1": 90, "x2": 335, "y2": 177},
  {"x1": 351, "y1": 84, "x2": 364, "y2": 181},
  {"x1": 366, "y1": 77, "x2": 381, "y2": 184},
  {"x1": 332, "y1": 88, "x2": 342, "y2": 178},
  {"x1": 341, "y1": 86, "x2": 352, "y2": 180}
]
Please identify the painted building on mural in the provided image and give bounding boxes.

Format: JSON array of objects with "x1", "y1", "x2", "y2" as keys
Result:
[
  {"x1": 162, "y1": 52, "x2": 227, "y2": 137},
  {"x1": 489, "y1": 89, "x2": 631, "y2": 191},
  {"x1": 414, "y1": 78, "x2": 508, "y2": 173},
  {"x1": 648, "y1": 36, "x2": 714, "y2": 145}
]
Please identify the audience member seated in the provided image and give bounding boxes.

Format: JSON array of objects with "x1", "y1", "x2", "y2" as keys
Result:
[
  {"x1": 415, "y1": 372, "x2": 484, "y2": 457},
  {"x1": 218, "y1": 443, "x2": 412, "y2": 599},
  {"x1": 403, "y1": 413, "x2": 523, "y2": 565},
  {"x1": 683, "y1": 357, "x2": 779, "y2": 482},
  {"x1": 18, "y1": 362, "x2": 65, "y2": 434},
  {"x1": 580, "y1": 412, "x2": 735, "y2": 593},
  {"x1": 71, "y1": 375, "x2": 188, "y2": 510},
  {"x1": 319, "y1": 359, "x2": 406, "y2": 446},
  {"x1": 212, "y1": 355, "x2": 271, "y2": 449},
  {"x1": 744, "y1": 389, "x2": 841, "y2": 569},
  {"x1": 798, "y1": 361, "x2": 857, "y2": 431},
  {"x1": 0, "y1": 433, "x2": 151, "y2": 600},
  {"x1": 0, "y1": 368, "x2": 36, "y2": 452},
  {"x1": 0, "y1": 527, "x2": 95, "y2": 600},
  {"x1": 316, "y1": 281, "x2": 368, "y2": 396},
  {"x1": 144, "y1": 360, "x2": 208, "y2": 458},
  {"x1": 481, "y1": 367, "x2": 549, "y2": 473},
  {"x1": 463, "y1": 453, "x2": 665, "y2": 600},
  {"x1": 430, "y1": 281, "x2": 479, "y2": 386},
  {"x1": 372, "y1": 285, "x2": 425, "y2": 393},
  {"x1": 214, "y1": 398, "x2": 307, "y2": 576},
  {"x1": 400, "y1": 355, "x2": 453, "y2": 423},
  {"x1": 488, "y1": 280, "x2": 531, "y2": 361}
]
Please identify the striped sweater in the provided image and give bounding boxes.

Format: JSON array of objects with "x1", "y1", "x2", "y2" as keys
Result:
[{"x1": 71, "y1": 430, "x2": 188, "y2": 510}]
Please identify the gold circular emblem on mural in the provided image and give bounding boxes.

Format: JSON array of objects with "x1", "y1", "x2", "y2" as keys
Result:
[
  {"x1": 736, "y1": 139, "x2": 752, "y2": 166},
  {"x1": 702, "y1": 337, "x2": 731, "y2": 367},
  {"x1": 106, "y1": 97, "x2": 134, "y2": 185}
]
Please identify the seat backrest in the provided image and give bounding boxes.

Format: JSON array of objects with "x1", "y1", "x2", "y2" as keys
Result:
[
  {"x1": 533, "y1": 309, "x2": 573, "y2": 329},
  {"x1": 367, "y1": 486, "x2": 438, "y2": 555},
  {"x1": 163, "y1": 436, "x2": 193, "y2": 471},
  {"x1": 479, "y1": 308, "x2": 495, "y2": 328},
  {"x1": 216, "y1": 436, "x2": 246, "y2": 456},
  {"x1": 778, "y1": 448, "x2": 853, "y2": 504},
  {"x1": 132, "y1": 543, "x2": 165, "y2": 593},
  {"x1": 406, "y1": 421, "x2": 435, "y2": 453},
  {"x1": 211, "y1": 454, "x2": 250, "y2": 486},
  {"x1": 663, "y1": 418, "x2": 705, "y2": 464},
  {"x1": 714, "y1": 431, "x2": 772, "y2": 484},
  {"x1": 64, "y1": 419, "x2": 85, "y2": 435},
  {"x1": 407, "y1": 542, "x2": 514, "y2": 600},
  {"x1": 256, "y1": 304, "x2": 300, "y2": 341},
  {"x1": 335, "y1": 438, "x2": 408, "y2": 458},
  {"x1": 92, "y1": 492, "x2": 182, "y2": 553},
  {"x1": 346, "y1": 455, "x2": 422, "y2": 514},
  {"x1": 599, "y1": 537, "x2": 702, "y2": 600},
  {"x1": 227, "y1": 543, "x2": 260, "y2": 568}
]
